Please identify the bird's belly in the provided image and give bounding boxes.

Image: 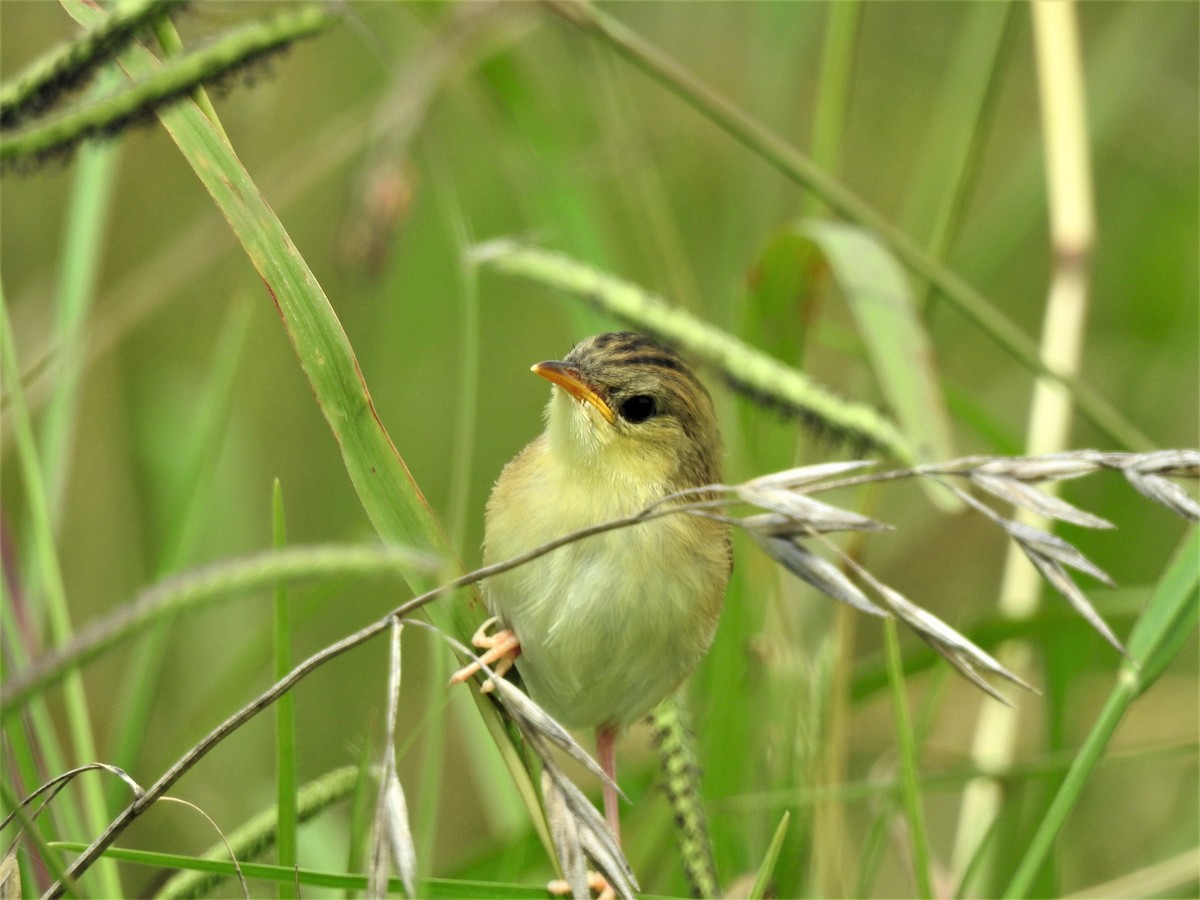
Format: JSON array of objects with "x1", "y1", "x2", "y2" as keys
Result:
[{"x1": 486, "y1": 519, "x2": 722, "y2": 730}]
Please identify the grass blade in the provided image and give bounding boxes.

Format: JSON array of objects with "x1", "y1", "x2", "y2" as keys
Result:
[
  {"x1": 902, "y1": 1, "x2": 1015, "y2": 309},
  {"x1": 1002, "y1": 527, "x2": 1199, "y2": 897},
  {"x1": 954, "y1": 4, "x2": 1101, "y2": 880},
  {"x1": 39, "y1": 107, "x2": 119, "y2": 527},
  {"x1": 59, "y1": 840, "x2": 553, "y2": 897},
  {"x1": 1, "y1": 289, "x2": 120, "y2": 897},
  {"x1": 3, "y1": 88, "x2": 121, "y2": 895},
  {"x1": 747, "y1": 810, "x2": 790, "y2": 900},
  {"x1": 790, "y1": 219, "x2": 956, "y2": 464},
  {"x1": 803, "y1": 2, "x2": 860, "y2": 219},
  {"x1": 884, "y1": 618, "x2": 934, "y2": 898},
  {"x1": 273, "y1": 481, "x2": 299, "y2": 897}
]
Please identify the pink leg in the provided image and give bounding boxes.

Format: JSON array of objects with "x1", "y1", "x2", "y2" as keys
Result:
[
  {"x1": 597, "y1": 725, "x2": 620, "y2": 845},
  {"x1": 547, "y1": 729, "x2": 621, "y2": 897}
]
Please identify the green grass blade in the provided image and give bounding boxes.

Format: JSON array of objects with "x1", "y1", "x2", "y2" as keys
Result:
[
  {"x1": 0, "y1": 290, "x2": 119, "y2": 898},
  {"x1": 155, "y1": 766, "x2": 360, "y2": 899},
  {"x1": 151, "y1": 10, "x2": 228, "y2": 142},
  {"x1": 901, "y1": 2, "x2": 1015, "y2": 296},
  {"x1": 2, "y1": 95, "x2": 120, "y2": 895},
  {"x1": 1123, "y1": 528, "x2": 1200, "y2": 691},
  {"x1": 803, "y1": 1, "x2": 860, "y2": 219},
  {"x1": 344, "y1": 738, "x2": 375, "y2": 899},
  {"x1": 39, "y1": 111, "x2": 119, "y2": 528},
  {"x1": 62, "y1": 842, "x2": 559, "y2": 898},
  {"x1": 273, "y1": 481, "x2": 299, "y2": 897},
  {"x1": 790, "y1": 219, "x2": 956, "y2": 464},
  {"x1": 884, "y1": 618, "x2": 934, "y2": 898},
  {"x1": 1003, "y1": 527, "x2": 1199, "y2": 897},
  {"x1": 432, "y1": 152, "x2": 482, "y2": 556},
  {"x1": 1, "y1": 781, "x2": 82, "y2": 897},
  {"x1": 408, "y1": 145, "x2": 485, "y2": 876},
  {"x1": 747, "y1": 810, "x2": 790, "y2": 900}
]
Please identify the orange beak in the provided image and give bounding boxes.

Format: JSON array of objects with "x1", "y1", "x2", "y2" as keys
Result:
[{"x1": 532, "y1": 360, "x2": 616, "y2": 424}]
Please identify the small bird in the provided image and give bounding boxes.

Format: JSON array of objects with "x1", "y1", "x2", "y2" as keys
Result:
[{"x1": 453, "y1": 332, "x2": 731, "y2": 841}]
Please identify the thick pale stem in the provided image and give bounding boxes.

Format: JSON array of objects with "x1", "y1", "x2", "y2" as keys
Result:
[{"x1": 952, "y1": 0, "x2": 1096, "y2": 884}]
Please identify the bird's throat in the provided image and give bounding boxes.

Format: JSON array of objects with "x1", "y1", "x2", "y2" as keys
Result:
[{"x1": 546, "y1": 392, "x2": 679, "y2": 503}]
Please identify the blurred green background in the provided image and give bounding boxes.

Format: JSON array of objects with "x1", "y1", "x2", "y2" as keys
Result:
[{"x1": 2, "y1": 2, "x2": 1196, "y2": 897}]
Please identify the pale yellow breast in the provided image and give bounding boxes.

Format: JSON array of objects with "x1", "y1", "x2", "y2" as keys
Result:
[{"x1": 482, "y1": 435, "x2": 728, "y2": 729}]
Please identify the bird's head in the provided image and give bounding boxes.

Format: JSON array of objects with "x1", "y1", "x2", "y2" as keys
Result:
[{"x1": 534, "y1": 332, "x2": 722, "y2": 491}]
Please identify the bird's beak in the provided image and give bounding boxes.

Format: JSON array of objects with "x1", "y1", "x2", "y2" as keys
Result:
[{"x1": 532, "y1": 360, "x2": 616, "y2": 424}]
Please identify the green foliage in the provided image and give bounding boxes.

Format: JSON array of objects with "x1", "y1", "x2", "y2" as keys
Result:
[{"x1": 2, "y1": 2, "x2": 1196, "y2": 898}]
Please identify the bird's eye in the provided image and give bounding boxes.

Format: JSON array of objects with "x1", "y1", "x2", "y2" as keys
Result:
[{"x1": 618, "y1": 394, "x2": 657, "y2": 424}]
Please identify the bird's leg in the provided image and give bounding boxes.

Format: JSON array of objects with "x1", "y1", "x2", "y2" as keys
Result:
[
  {"x1": 597, "y1": 724, "x2": 620, "y2": 844},
  {"x1": 545, "y1": 728, "x2": 623, "y2": 899},
  {"x1": 447, "y1": 616, "x2": 521, "y2": 692}
]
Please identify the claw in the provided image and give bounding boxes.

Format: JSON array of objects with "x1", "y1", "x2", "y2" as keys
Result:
[
  {"x1": 547, "y1": 871, "x2": 614, "y2": 900},
  {"x1": 448, "y1": 616, "x2": 522, "y2": 691}
]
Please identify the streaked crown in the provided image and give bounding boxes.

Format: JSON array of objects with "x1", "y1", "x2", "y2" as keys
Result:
[{"x1": 556, "y1": 332, "x2": 722, "y2": 489}]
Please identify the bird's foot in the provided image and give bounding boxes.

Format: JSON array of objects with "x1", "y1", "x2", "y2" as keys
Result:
[
  {"x1": 448, "y1": 616, "x2": 521, "y2": 693},
  {"x1": 547, "y1": 871, "x2": 614, "y2": 900}
]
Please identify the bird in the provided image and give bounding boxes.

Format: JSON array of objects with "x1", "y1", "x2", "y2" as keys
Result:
[{"x1": 451, "y1": 331, "x2": 731, "y2": 843}]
